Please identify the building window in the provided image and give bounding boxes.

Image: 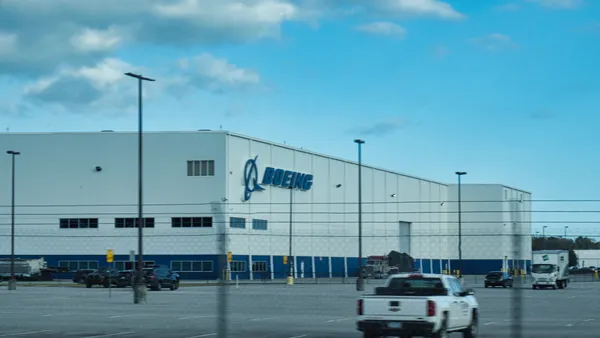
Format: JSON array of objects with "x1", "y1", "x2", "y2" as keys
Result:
[
  {"x1": 59, "y1": 218, "x2": 99, "y2": 229},
  {"x1": 252, "y1": 261, "x2": 268, "y2": 272},
  {"x1": 187, "y1": 160, "x2": 215, "y2": 177},
  {"x1": 115, "y1": 217, "x2": 155, "y2": 228},
  {"x1": 171, "y1": 217, "x2": 213, "y2": 228},
  {"x1": 171, "y1": 261, "x2": 213, "y2": 272},
  {"x1": 58, "y1": 261, "x2": 99, "y2": 271},
  {"x1": 230, "y1": 217, "x2": 246, "y2": 229},
  {"x1": 252, "y1": 219, "x2": 268, "y2": 230},
  {"x1": 230, "y1": 261, "x2": 246, "y2": 272}
]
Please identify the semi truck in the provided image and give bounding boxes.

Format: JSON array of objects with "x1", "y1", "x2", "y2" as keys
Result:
[
  {"x1": 0, "y1": 257, "x2": 47, "y2": 281},
  {"x1": 361, "y1": 251, "x2": 414, "y2": 279},
  {"x1": 531, "y1": 250, "x2": 570, "y2": 290}
]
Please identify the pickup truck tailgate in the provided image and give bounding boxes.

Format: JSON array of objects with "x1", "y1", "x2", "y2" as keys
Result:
[{"x1": 362, "y1": 296, "x2": 429, "y2": 319}]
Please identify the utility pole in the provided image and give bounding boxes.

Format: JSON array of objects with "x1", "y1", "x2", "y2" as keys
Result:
[
  {"x1": 6, "y1": 150, "x2": 20, "y2": 291},
  {"x1": 455, "y1": 171, "x2": 467, "y2": 279},
  {"x1": 125, "y1": 72, "x2": 155, "y2": 304},
  {"x1": 354, "y1": 139, "x2": 365, "y2": 291},
  {"x1": 287, "y1": 186, "x2": 294, "y2": 285}
]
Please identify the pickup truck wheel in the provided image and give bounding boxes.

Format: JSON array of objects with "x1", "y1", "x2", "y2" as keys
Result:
[
  {"x1": 463, "y1": 312, "x2": 478, "y2": 338},
  {"x1": 431, "y1": 316, "x2": 449, "y2": 338},
  {"x1": 85, "y1": 282, "x2": 92, "y2": 288}
]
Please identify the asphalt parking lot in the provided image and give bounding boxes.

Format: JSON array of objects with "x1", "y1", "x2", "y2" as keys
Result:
[{"x1": 0, "y1": 280, "x2": 600, "y2": 337}]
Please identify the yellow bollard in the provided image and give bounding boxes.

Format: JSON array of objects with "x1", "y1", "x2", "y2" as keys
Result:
[{"x1": 286, "y1": 276, "x2": 294, "y2": 285}]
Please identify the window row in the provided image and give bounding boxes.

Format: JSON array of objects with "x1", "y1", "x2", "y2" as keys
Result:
[
  {"x1": 58, "y1": 260, "x2": 99, "y2": 271},
  {"x1": 56, "y1": 260, "x2": 267, "y2": 273},
  {"x1": 187, "y1": 160, "x2": 215, "y2": 177},
  {"x1": 171, "y1": 261, "x2": 213, "y2": 272},
  {"x1": 229, "y1": 261, "x2": 267, "y2": 272},
  {"x1": 230, "y1": 217, "x2": 268, "y2": 230},
  {"x1": 59, "y1": 217, "x2": 214, "y2": 229}
]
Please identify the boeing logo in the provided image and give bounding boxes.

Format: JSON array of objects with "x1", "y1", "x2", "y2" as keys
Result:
[{"x1": 243, "y1": 155, "x2": 314, "y2": 201}]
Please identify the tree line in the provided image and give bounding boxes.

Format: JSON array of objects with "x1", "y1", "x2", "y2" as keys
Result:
[{"x1": 532, "y1": 235, "x2": 600, "y2": 267}]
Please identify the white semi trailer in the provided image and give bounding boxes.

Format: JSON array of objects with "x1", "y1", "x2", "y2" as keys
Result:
[
  {"x1": 0, "y1": 257, "x2": 47, "y2": 281},
  {"x1": 531, "y1": 250, "x2": 570, "y2": 290}
]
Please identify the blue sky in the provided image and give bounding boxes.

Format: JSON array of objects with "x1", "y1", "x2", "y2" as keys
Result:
[{"x1": 0, "y1": 0, "x2": 599, "y2": 237}]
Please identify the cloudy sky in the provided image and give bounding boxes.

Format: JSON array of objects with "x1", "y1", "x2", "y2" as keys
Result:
[{"x1": 1, "y1": 0, "x2": 599, "y2": 236}]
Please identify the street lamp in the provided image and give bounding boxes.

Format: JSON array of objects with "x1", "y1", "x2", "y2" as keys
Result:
[
  {"x1": 287, "y1": 186, "x2": 294, "y2": 286},
  {"x1": 455, "y1": 171, "x2": 467, "y2": 279},
  {"x1": 564, "y1": 226, "x2": 569, "y2": 239},
  {"x1": 542, "y1": 226, "x2": 548, "y2": 249},
  {"x1": 354, "y1": 139, "x2": 365, "y2": 291},
  {"x1": 125, "y1": 72, "x2": 155, "y2": 304},
  {"x1": 6, "y1": 150, "x2": 20, "y2": 291}
]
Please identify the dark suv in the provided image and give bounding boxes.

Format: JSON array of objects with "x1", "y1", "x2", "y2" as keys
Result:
[
  {"x1": 143, "y1": 267, "x2": 180, "y2": 291},
  {"x1": 485, "y1": 271, "x2": 513, "y2": 288},
  {"x1": 85, "y1": 268, "x2": 120, "y2": 288}
]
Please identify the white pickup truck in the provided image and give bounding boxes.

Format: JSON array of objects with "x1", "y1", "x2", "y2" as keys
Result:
[{"x1": 356, "y1": 273, "x2": 479, "y2": 338}]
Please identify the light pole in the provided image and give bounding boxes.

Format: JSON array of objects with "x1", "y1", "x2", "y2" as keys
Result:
[
  {"x1": 564, "y1": 226, "x2": 568, "y2": 239},
  {"x1": 125, "y1": 72, "x2": 155, "y2": 304},
  {"x1": 455, "y1": 171, "x2": 466, "y2": 279},
  {"x1": 287, "y1": 186, "x2": 294, "y2": 285},
  {"x1": 6, "y1": 150, "x2": 20, "y2": 291},
  {"x1": 354, "y1": 139, "x2": 365, "y2": 291},
  {"x1": 542, "y1": 226, "x2": 548, "y2": 249}
]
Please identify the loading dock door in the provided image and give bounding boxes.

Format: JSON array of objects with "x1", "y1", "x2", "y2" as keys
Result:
[{"x1": 399, "y1": 221, "x2": 411, "y2": 255}]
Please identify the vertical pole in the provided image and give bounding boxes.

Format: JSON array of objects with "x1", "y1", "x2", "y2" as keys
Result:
[
  {"x1": 135, "y1": 77, "x2": 145, "y2": 304},
  {"x1": 287, "y1": 187, "x2": 294, "y2": 285},
  {"x1": 9, "y1": 153, "x2": 16, "y2": 290},
  {"x1": 457, "y1": 175, "x2": 462, "y2": 279},
  {"x1": 510, "y1": 199, "x2": 523, "y2": 338},
  {"x1": 357, "y1": 142, "x2": 364, "y2": 291}
]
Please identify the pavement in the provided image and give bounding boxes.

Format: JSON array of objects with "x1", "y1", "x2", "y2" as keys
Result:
[{"x1": 0, "y1": 279, "x2": 600, "y2": 337}]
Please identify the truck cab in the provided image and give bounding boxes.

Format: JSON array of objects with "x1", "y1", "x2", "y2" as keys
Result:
[{"x1": 531, "y1": 250, "x2": 570, "y2": 290}]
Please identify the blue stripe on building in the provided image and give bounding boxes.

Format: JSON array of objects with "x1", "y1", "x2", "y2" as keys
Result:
[{"x1": 0, "y1": 255, "x2": 532, "y2": 280}]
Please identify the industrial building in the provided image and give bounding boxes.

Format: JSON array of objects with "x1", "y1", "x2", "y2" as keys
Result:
[{"x1": 0, "y1": 131, "x2": 532, "y2": 279}]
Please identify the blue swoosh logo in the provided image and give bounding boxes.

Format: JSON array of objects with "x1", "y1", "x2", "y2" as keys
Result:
[{"x1": 243, "y1": 155, "x2": 265, "y2": 201}]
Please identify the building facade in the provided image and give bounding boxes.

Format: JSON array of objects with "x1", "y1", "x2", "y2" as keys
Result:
[{"x1": 0, "y1": 131, "x2": 531, "y2": 279}]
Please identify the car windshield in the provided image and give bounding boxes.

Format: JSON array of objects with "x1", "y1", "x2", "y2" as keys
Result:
[
  {"x1": 532, "y1": 264, "x2": 555, "y2": 273},
  {"x1": 486, "y1": 272, "x2": 502, "y2": 278}
]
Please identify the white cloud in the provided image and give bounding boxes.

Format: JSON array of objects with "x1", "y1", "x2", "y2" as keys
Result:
[
  {"x1": 0, "y1": 0, "x2": 302, "y2": 76},
  {"x1": 309, "y1": 0, "x2": 465, "y2": 20},
  {"x1": 525, "y1": 0, "x2": 584, "y2": 9},
  {"x1": 70, "y1": 25, "x2": 126, "y2": 53},
  {"x1": 470, "y1": 33, "x2": 518, "y2": 51},
  {"x1": 496, "y1": 3, "x2": 521, "y2": 11},
  {"x1": 177, "y1": 53, "x2": 261, "y2": 93},
  {"x1": 0, "y1": 32, "x2": 18, "y2": 58},
  {"x1": 21, "y1": 53, "x2": 261, "y2": 114},
  {"x1": 23, "y1": 58, "x2": 140, "y2": 114},
  {"x1": 355, "y1": 22, "x2": 407, "y2": 38}
]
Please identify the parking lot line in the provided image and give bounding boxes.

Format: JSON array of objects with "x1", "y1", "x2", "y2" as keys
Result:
[
  {"x1": 183, "y1": 334, "x2": 216, "y2": 338},
  {"x1": 0, "y1": 331, "x2": 52, "y2": 337},
  {"x1": 250, "y1": 316, "x2": 281, "y2": 321},
  {"x1": 80, "y1": 332, "x2": 135, "y2": 338},
  {"x1": 288, "y1": 335, "x2": 308, "y2": 338}
]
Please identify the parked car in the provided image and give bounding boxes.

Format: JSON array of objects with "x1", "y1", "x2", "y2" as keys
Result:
[
  {"x1": 143, "y1": 267, "x2": 180, "y2": 291},
  {"x1": 73, "y1": 269, "x2": 94, "y2": 284},
  {"x1": 114, "y1": 270, "x2": 135, "y2": 288},
  {"x1": 484, "y1": 271, "x2": 513, "y2": 288},
  {"x1": 85, "y1": 268, "x2": 120, "y2": 288}
]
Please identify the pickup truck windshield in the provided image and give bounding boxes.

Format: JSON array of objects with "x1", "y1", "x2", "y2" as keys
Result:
[
  {"x1": 532, "y1": 264, "x2": 555, "y2": 273},
  {"x1": 376, "y1": 277, "x2": 447, "y2": 296}
]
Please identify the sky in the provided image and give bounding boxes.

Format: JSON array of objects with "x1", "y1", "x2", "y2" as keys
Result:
[{"x1": 0, "y1": 0, "x2": 599, "y2": 238}]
